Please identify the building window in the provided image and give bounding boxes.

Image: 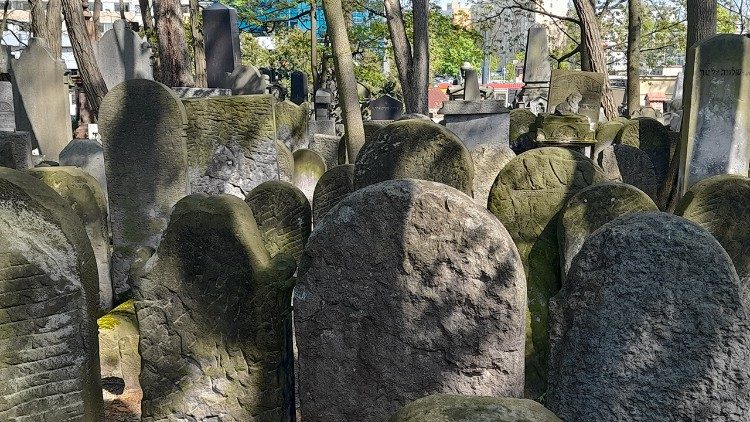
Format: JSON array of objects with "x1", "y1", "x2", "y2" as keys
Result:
[{"x1": 114, "y1": 2, "x2": 130, "y2": 12}]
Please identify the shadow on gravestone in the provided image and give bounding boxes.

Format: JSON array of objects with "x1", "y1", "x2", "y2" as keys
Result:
[
  {"x1": 221, "y1": 65, "x2": 266, "y2": 95},
  {"x1": 389, "y1": 394, "x2": 561, "y2": 422},
  {"x1": 59, "y1": 138, "x2": 108, "y2": 201},
  {"x1": 312, "y1": 164, "x2": 355, "y2": 224},
  {"x1": 0, "y1": 131, "x2": 32, "y2": 169},
  {"x1": 615, "y1": 117, "x2": 670, "y2": 184},
  {"x1": 94, "y1": 19, "x2": 153, "y2": 90},
  {"x1": 597, "y1": 144, "x2": 659, "y2": 201},
  {"x1": 470, "y1": 142, "x2": 515, "y2": 207},
  {"x1": 276, "y1": 100, "x2": 310, "y2": 152}
]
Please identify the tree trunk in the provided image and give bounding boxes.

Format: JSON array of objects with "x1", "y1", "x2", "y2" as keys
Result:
[
  {"x1": 152, "y1": 0, "x2": 194, "y2": 86},
  {"x1": 140, "y1": 0, "x2": 155, "y2": 33},
  {"x1": 411, "y1": 0, "x2": 429, "y2": 114},
  {"x1": 93, "y1": 0, "x2": 101, "y2": 40},
  {"x1": 579, "y1": 24, "x2": 591, "y2": 71},
  {"x1": 61, "y1": 0, "x2": 108, "y2": 116},
  {"x1": 687, "y1": 0, "x2": 717, "y2": 52},
  {"x1": 574, "y1": 0, "x2": 618, "y2": 119},
  {"x1": 310, "y1": 0, "x2": 317, "y2": 91},
  {"x1": 189, "y1": 0, "x2": 206, "y2": 87},
  {"x1": 383, "y1": 0, "x2": 415, "y2": 112},
  {"x1": 626, "y1": 0, "x2": 641, "y2": 115},
  {"x1": 45, "y1": 0, "x2": 62, "y2": 59},
  {"x1": 322, "y1": 0, "x2": 365, "y2": 160}
]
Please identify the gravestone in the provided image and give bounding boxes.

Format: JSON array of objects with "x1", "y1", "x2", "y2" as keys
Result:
[
  {"x1": 290, "y1": 70, "x2": 308, "y2": 105},
  {"x1": 509, "y1": 108, "x2": 537, "y2": 153},
  {"x1": 203, "y1": 2, "x2": 241, "y2": 88},
  {"x1": 439, "y1": 100, "x2": 510, "y2": 150},
  {"x1": 463, "y1": 68, "x2": 480, "y2": 101},
  {"x1": 354, "y1": 119, "x2": 475, "y2": 196},
  {"x1": 245, "y1": 180, "x2": 312, "y2": 263},
  {"x1": 597, "y1": 144, "x2": 659, "y2": 200},
  {"x1": 547, "y1": 69, "x2": 604, "y2": 126},
  {"x1": 182, "y1": 94, "x2": 279, "y2": 196},
  {"x1": 310, "y1": 133, "x2": 340, "y2": 170},
  {"x1": 275, "y1": 100, "x2": 309, "y2": 152},
  {"x1": 99, "y1": 79, "x2": 189, "y2": 300},
  {"x1": 594, "y1": 120, "x2": 625, "y2": 150},
  {"x1": 59, "y1": 138, "x2": 107, "y2": 200},
  {"x1": 547, "y1": 212, "x2": 750, "y2": 421},
  {"x1": 11, "y1": 38, "x2": 70, "y2": 161},
  {"x1": 558, "y1": 182, "x2": 657, "y2": 283},
  {"x1": 370, "y1": 94, "x2": 404, "y2": 120},
  {"x1": 0, "y1": 81, "x2": 15, "y2": 131},
  {"x1": 314, "y1": 88, "x2": 333, "y2": 121},
  {"x1": 312, "y1": 164, "x2": 355, "y2": 223},
  {"x1": 98, "y1": 301, "x2": 141, "y2": 421},
  {"x1": 94, "y1": 19, "x2": 153, "y2": 89},
  {"x1": 670, "y1": 70, "x2": 684, "y2": 111},
  {"x1": 523, "y1": 27, "x2": 551, "y2": 84},
  {"x1": 0, "y1": 168, "x2": 103, "y2": 421},
  {"x1": 679, "y1": 34, "x2": 750, "y2": 194},
  {"x1": 28, "y1": 166, "x2": 113, "y2": 312},
  {"x1": 470, "y1": 142, "x2": 515, "y2": 207},
  {"x1": 275, "y1": 139, "x2": 294, "y2": 183},
  {"x1": 292, "y1": 148, "x2": 326, "y2": 201},
  {"x1": 134, "y1": 194, "x2": 296, "y2": 421},
  {"x1": 171, "y1": 87, "x2": 231, "y2": 98},
  {"x1": 221, "y1": 64, "x2": 266, "y2": 94},
  {"x1": 676, "y1": 174, "x2": 750, "y2": 283},
  {"x1": 487, "y1": 147, "x2": 607, "y2": 398},
  {"x1": 0, "y1": 131, "x2": 32, "y2": 169},
  {"x1": 389, "y1": 395, "x2": 561, "y2": 422},
  {"x1": 397, "y1": 113, "x2": 431, "y2": 121},
  {"x1": 295, "y1": 179, "x2": 526, "y2": 421},
  {"x1": 616, "y1": 117, "x2": 670, "y2": 183}
]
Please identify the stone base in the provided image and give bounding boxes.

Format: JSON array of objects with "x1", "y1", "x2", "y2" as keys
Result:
[{"x1": 439, "y1": 100, "x2": 510, "y2": 149}]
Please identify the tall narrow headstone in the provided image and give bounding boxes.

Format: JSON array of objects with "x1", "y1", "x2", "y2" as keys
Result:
[
  {"x1": 0, "y1": 81, "x2": 16, "y2": 131},
  {"x1": 94, "y1": 19, "x2": 153, "y2": 89},
  {"x1": 290, "y1": 70, "x2": 308, "y2": 105},
  {"x1": 99, "y1": 79, "x2": 189, "y2": 300},
  {"x1": 463, "y1": 68, "x2": 480, "y2": 101},
  {"x1": 275, "y1": 99, "x2": 309, "y2": 152},
  {"x1": 523, "y1": 27, "x2": 551, "y2": 84},
  {"x1": 203, "y1": 2, "x2": 241, "y2": 88},
  {"x1": 678, "y1": 34, "x2": 750, "y2": 194}
]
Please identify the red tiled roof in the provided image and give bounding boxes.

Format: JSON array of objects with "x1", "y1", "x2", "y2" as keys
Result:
[
  {"x1": 428, "y1": 87, "x2": 449, "y2": 109},
  {"x1": 645, "y1": 92, "x2": 667, "y2": 101}
]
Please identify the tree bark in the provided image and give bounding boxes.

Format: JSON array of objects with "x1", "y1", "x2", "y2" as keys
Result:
[
  {"x1": 61, "y1": 0, "x2": 108, "y2": 116},
  {"x1": 411, "y1": 0, "x2": 429, "y2": 114},
  {"x1": 322, "y1": 0, "x2": 365, "y2": 160},
  {"x1": 579, "y1": 24, "x2": 591, "y2": 71},
  {"x1": 310, "y1": 0, "x2": 317, "y2": 91},
  {"x1": 626, "y1": 0, "x2": 641, "y2": 115},
  {"x1": 574, "y1": 0, "x2": 618, "y2": 119},
  {"x1": 687, "y1": 0, "x2": 717, "y2": 52},
  {"x1": 383, "y1": 0, "x2": 415, "y2": 112},
  {"x1": 45, "y1": 0, "x2": 62, "y2": 59},
  {"x1": 152, "y1": 0, "x2": 194, "y2": 86},
  {"x1": 93, "y1": 0, "x2": 101, "y2": 40},
  {"x1": 189, "y1": 0, "x2": 206, "y2": 87},
  {"x1": 29, "y1": 0, "x2": 48, "y2": 39}
]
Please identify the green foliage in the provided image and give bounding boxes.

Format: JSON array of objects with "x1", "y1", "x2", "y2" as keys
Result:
[
  {"x1": 718, "y1": 5, "x2": 739, "y2": 34},
  {"x1": 429, "y1": 12, "x2": 483, "y2": 77}
]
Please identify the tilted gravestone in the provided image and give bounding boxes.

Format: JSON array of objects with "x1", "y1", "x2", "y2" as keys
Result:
[
  {"x1": 134, "y1": 194, "x2": 297, "y2": 421},
  {"x1": 487, "y1": 147, "x2": 607, "y2": 398},
  {"x1": 509, "y1": 108, "x2": 537, "y2": 154},
  {"x1": 354, "y1": 119, "x2": 475, "y2": 196},
  {"x1": 10, "y1": 38, "x2": 70, "y2": 161},
  {"x1": 220, "y1": 64, "x2": 266, "y2": 95},
  {"x1": 94, "y1": 19, "x2": 153, "y2": 89},
  {"x1": 59, "y1": 138, "x2": 107, "y2": 200},
  {"x1": 275, "y1": 139, "x2": 294, "y2": 183},
  {"x1": 547, "y1": 69, "x2": 604, "y2": 125},
  {"x1": 389, "y1": 394, "x2": 561, "y2": 422},
  {"x1": 547, "y1": 212, "x2": 750, "y2": 421},
  {"x1": 312, "y1": 164, "x2": 355, "y2": 223},
  {"x1": 369, "y1": 94, "x2": 404, "y2": 120},
  {"x1": 295, "y1": 179, "x2": 526, "y2": 421},
  {"x1": 98, "y1": 300, "x2": 141, "y2": 420},
  {"x1": 676, "y1": 174, "x2": 750, "y2": 283},
  {"x1": 290, "y1": 70, "x2": 308, "y2": 105},
  {"x1": 182, "y1": 94, "x2": 279, "y2": 196},
  {"x1": 245, "y1": 180, "x2": 312, "y2": 264},
  {"x1": 597, "y1": 144, "x2": 659, "y2": 200},
  {"x1": 558, "y1": 182, "x2": 657, "y2": 283},
  {"x1": 309, "y1": 133, "x2": 340, "y2": 170},
  {"x1": 275, "y1": 99, "x2": 309, "y2": 152},
  {"x1": 0, "y1": 80, "x2": 16, "y2": 131},
  {"x1": 293, "y1": 148, "x2": 326, "y2": 201},
  {"x1": 28, "y1": 166, "x2": 113, "y2": 312},
  {"x1": 470, "y1": 142, "x2": 515, "y2": 207},
  {"x1": 202, "y1": 2, "x2": 241, "y2": 88},
  {"x1": 615, "y1": 117, "x2": 670, "y2": 183},
  {"x1": 0, "y1": 131, "x2": 32, "y2": 169},
  {"x1": 0, "y1": 168, "x2": 103, "y2": 420},
  {"x1": 99, "y1": 79, "x2": 189, "y2": 300},
  {"x1": 593, "y1": 120, "x2": 625, "y2": 156}
]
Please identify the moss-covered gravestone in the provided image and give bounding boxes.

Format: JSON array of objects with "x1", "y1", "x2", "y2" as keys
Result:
[
  {"x1": 310, "y1": 133, "x2": 340, "y2": 170},
  {"x1": 388, "y1": 394, "x2": 561, "y2": 422},
  {"x1": 245, "y1": 180, "x2": 312, "y2": 264},
  {"x1": 354, "y1": 119, "x2": 474, "y2": 196},
  {"x1": 339, "y1": 120, "x2": 388, "y2": 164},
  {"x1": 28, "y1": 166, "x2": 113, "y2": 312},
  {"x1": 275, "y1": 139, "x2": 294, "y2": 182},
  {"x1": 509, "y1": 108, "x2": 537, "y2": 154},
  {"x1": 487, "y1": 147, "x2": 607, "y2": 398},
  {"x1": 597, "y1": 145, "x2": 659, "y2": 200},
  {"x1": 0, "y1": 168, "x2": 103, "y2": 421},
  {"x1": 616, "y1": 117, "x2": 670, "y2": 183},
  {"x1": 470, "y1": 143, "x2": 515, "y2": 207},
  {"x1": 548, "y1": 213, "x2": 750, "y2": 421},
  {"x1": 558, "y1": 182, "x2": 657, "y2": 283},
  {"x1": 99, "y1": 79, "x2": 189, "y2": 301},
  {"x1": 293, "y1": 148, "x2": 326, "y2": 201},
  {"x1": 676, "y1": 174, "x2": 750, "y2": 283},
  {"x1": 295, "y1": 179, "x2": 526, "y2": 421},
  {"x1": 275, "y1": 100, "x2": 309, "y2": 152},
  {"x1": 312, "y1": 164, "x2": 355, "y2": 223},
  {"x1": 593, "y1": 120, "x2": 625, "y2": 157},
  {"x1": 134, "y1": 194, "x2": 297, "y2": 421},
  {"x1": 59, "y1": 138, "x2": 108, "y2": 201}
]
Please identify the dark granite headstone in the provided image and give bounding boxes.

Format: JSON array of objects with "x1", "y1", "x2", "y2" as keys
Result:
[
  {"x1": 202, "y1": 2, "x2": 241, "y2": 88},
  {"x1": 369, "y1": 94, "x2": 403, "y2": 120},
  {"x1": 290, "y1": 70, "x2": 308, "y2": 105}
]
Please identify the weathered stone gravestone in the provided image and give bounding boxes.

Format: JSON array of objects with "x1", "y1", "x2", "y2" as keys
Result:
[
  {"x1": 94, "y1": 19, "x2": 153, "y2": 89},
  {"x1": 523, "y1": 27, "x2": 551, "y2": 84},
  {"x1": 295, "y1": 179, "x2": 527, "y2": 421},
  {"x1": 558, "y1": 182, "x2": 657, "y2": 283},
  {"x1": 171, "y1": 87, "x2": 231, "y2": 98},
  {"x1": 370, "y1": 94, "x2": 404, "y2": 120},
  {"x1": 0, "y1": 131, "x2": 32, "y2": 169},
  {"x1": 354, "y1": 119, "x2": 475, "y2": 196},
  {"x1": 203, "y1": 2, "x2": 241, "y2": 88},
  {"x1": 676, "y1": 174, "x2": 750, "y2": 283},
  {"x1": 290, "y1": 70, "x2": 308, "y2": 105},
  {"x1": 470, "y1": 142, "x2": 515, "y2": 207},
  {"x1": 509, "y1": 108, "x2": 537, "y2": 154},
  {"x1": 0, "y1": 168, "x2": 103, "y2": 420},
  {"x1": 99, "y1": 79, "x2": 189, "y2": 300},
  {"x1": 28, "y1": 166, "x2": 113, "y2": 312},
  {"x1": 547, "y1": 212, "x2": 750, "y2": 421},
  {"x1": 275, "y1": 99, "x2": 309, "y2": 152},
  {"x1": 547, "y1": 69, "x2": 604, "y2": 125},
  {"x1": 597, "y1": 144, "x2": 659, "y2": 200},
  {"x1": 679, "y1": 34, "x2": 750, "y2": 194},
  {"x1": 593, "y1": 120, "x2": 625, "y2": 156},
  {"x1": 310, "y1": 133, "x2": 339, "y2": 170},
  {"x1": 135, "y1": 194, "x2": 296, "y2": 421},
  {"x1": 312, "y1": 164, "x2": 355, "y2": 223},
  {"x1": 440, "y1": 100, "x2": 510, "y2": 150},
  {"x1": 221, "y1": 64, "x2": 266, "y2": 95},
  {"x1": 245, "y1": 180, "x2": 312, "y2": 263},
  {"x1": 389, "y1": 394, "x2": 561, "y2": 422},
  {"x1": 10, "y1": 38, "x2": 70, "y2": 161},
  {"x1": 616, "y1": 117, "x2": 671, "y2": 183},
  {"x1": 59, "y1": 138, "x2": 107, "y2": 200},
  {"x1": 276, "y1": 139, "x2": 294, "y2": 183},
  {"x1": 0, "y1": 81, "x2": 15, "y2": 131},
  {"x1": 293, "y1": 148, "x2": 326, "y2": 201},
  {"x1": 463, "y1": 68, "x2": 480, "y2": 101},
  {"x1": 487, "y1": 147, "x2": 607, "y2": 398},
  {"x1": 182, "y1": 94, "x2": 279, "y2": 196}
]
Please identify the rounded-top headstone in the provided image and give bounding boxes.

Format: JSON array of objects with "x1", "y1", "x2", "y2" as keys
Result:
[
  {"x1": 676, "y1": 174, "x2": 750, "y2": 282},
  {"x1": 245, "y1": 180, "x2": 311, "y2": 264},
  {"x1": 470, "y1": 142, "x2": 515, "y2": 207},
  {"x1": 547, "y1": 212, "x2": 750, "y2": 421},
  {"x1": 615, "y1": 117, "x2": 670, "y2": 181},
  {"x1": 59, "y1": 138, "x2": 108, "y2": 200},
  {"x1": 388, "y1": 394, "x2": 561, "y2": 422},
  {"x1": 509, "y1": 108, "x2": 537, "y2": 153},
  {"x1": 354, "y1": 119, "x2": 474, "y2": 196},
  {"x1": 339, "y1": 120, "x2": 389, "y2": 164},
  {"x1": 312, "y1": 164, "x2": 355, "y2": 223},
  {"x1": 597, "y1": 144, "x2": 659, "y2": 200},
  {"x1": 292, "y1": 148, "x2": 326, "y2": 201},
  {"x1": 487, "y1": 146, "x2": 607, "y2": 398},
  {"x1": 593, "y1": 120, "x2": 625, "y2": 156},
  {"x1": 295, "y1": 179, "x2": 526, "y2": 421},
  {"x1": 397, "y1": 113, "x2": 432, "y2": 121}
]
